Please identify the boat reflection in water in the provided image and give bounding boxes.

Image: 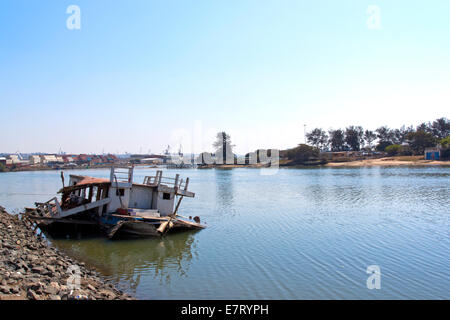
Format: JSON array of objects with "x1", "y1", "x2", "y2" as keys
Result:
[{"x1": 51, "y1": 230, "x2": 199, "y2": 295}]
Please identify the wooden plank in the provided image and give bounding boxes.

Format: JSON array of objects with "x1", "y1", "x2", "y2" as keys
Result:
[
  {"x1": 26, "y1": 216, "x2": 99, "y2": 225},
  {"x1": 173, "y1": 218, "x2": 206, "y2": 229},
  {"x1": 110, "y1": 214, "x2": 168, "y2": 221},
  {"x1": 107, "y1": 220, "x2": 125, "y2": 239},
  {"x1": 58, "y1": 198, "x2": 111, "y2": 218}
]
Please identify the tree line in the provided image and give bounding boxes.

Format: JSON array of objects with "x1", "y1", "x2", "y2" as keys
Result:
[{"x1": 305, "y1": 117, "x2": 450, "y2": 156}]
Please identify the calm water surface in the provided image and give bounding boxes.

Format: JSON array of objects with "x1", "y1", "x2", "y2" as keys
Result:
[{"x1": 0, "y1": 167, "x2": 449, "y2": 299}]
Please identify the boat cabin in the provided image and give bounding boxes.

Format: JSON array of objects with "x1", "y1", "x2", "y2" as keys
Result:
[{"x1": 46, "y1": 167, "x2": 194, "y2": 220}]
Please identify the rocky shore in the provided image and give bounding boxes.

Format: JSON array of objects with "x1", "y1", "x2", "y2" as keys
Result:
[{"x1": 0, "y1": 206, "x2": 134, "y2": 300}]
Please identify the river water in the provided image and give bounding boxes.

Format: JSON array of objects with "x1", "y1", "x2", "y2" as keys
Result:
[{"x1": 0, "y1": 167, "x2": 449, "y2": 299}]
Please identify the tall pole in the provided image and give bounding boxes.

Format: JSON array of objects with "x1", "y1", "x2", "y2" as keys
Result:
[
  {"x1": 304, "y1": 124, "x2": 307, "y2": 144},
  {"x1": 222, "y1": 132, "x2": 226, "y2": 164}
]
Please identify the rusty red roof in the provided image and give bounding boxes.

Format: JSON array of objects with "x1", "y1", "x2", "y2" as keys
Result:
[{"x1": 76, "y1": 176, "x2": 110, "y2": 186}]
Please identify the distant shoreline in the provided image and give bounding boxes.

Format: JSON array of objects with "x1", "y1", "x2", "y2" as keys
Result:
[
  {"x1": 0, "y1": 164, "x2": 161, "y2": 173},
  {"x1": 1, "y1": 158, "x2": 449, "y2": 173}
]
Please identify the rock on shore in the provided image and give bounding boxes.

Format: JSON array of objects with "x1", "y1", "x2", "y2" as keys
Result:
[{"x1": 0, "y1": 206, "x2": 134, "y2": 300}]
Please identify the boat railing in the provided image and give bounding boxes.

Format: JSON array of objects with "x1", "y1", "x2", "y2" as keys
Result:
[
  {"x1": 143, "y1": 171, "x2": 189, "y2": 191},
  {"x1": 110, "y1": 166, "x2": 134, "y2": 184},
  {"x1": 35, "y1": 197, "x2": 62, "y2": 217}
]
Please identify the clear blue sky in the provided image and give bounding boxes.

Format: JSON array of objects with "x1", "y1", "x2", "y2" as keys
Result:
[{"x1": 1, "y1": 0, "x2": 449, "y2": 154}]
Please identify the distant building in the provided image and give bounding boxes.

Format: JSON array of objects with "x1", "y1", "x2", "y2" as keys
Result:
[
  {"x1": 141, "y1": 157, "x2": 163, "y2": 164},
  {"x1": 425, "y1": 148, "x2": 440, "y2": 160},
  {"x1": 41, "y1": 155, "x2": 58, "y2": 163},
  {"x1": 62, "y1": 155, "x2": 74, "y2": 163},
  {"x1": 8, "y1": 155, "x2": 20, "y2": 163},
  {"x1": 6, "y1": 155, "x2": 29, "y2": 165},
  {"x1": 0, "y1": 157, "x2": 6, "y2": 166},
  {"x1": 30, "y1": 155, "x2": 42, "y2": 164},
  {"x1": 74, "y1": 154, "x2": 89, "y2": 164}
]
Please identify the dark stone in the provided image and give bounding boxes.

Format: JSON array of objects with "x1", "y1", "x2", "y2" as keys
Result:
[
  {"x1": 0, "y1": 209, "x2": 133, "y2": 300},
  {"x1": 10, "y1": 286, "x2": 20, "y2": 294},
  {"x1": 43, "y1": 285, "x2": 58, "y2": 295},
  {"x1": 0, "y1": 286, "x2": 10, "y2": 294},
  {"x1": 27, "y1": 282, "x2": 42, "y2": 292},
  {"x1": 31, "y1": 267, "x2": 46, "y2": 274},
  {"x1": 46, "y1": 265, "x2": 56, "y2": 274},
  {"x1": 27, "y1": 289, "x2": 40, "y2": 300}
]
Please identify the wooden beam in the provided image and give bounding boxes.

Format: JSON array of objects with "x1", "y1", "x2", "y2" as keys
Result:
[
  {"x1": 58, "y1": 198, "x2": 111, "y2": 218},
  {"x1": 26, "y1": 216, "x2": 99, "y2": 225}
]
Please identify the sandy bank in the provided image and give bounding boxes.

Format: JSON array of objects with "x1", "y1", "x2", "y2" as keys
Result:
[
  {"x1": 198, "y1": 163, "x2": 269, "y2": 169},
  {"x1": 325, "y1": 157, "x2": 449, "y2": 167}
]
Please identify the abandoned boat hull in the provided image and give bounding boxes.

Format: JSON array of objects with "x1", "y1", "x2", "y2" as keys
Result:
[
  {"x1": 113, "y1": 221, "x2": 160, "y2": 237},
  {"x1": 101, "y1": 214, "x2": 205, "y2": 239},
  {"x1": 24, "y1": 167, "x2": 206, "y2": 239}
]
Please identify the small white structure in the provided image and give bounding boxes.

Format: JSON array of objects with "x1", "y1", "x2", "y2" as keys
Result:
[
  {"x1": 41, "y1": 155, "x2": 58, "y2": 163},
  {"x1": 30, "y1": 155, "x2": 42, "y2": 164},
  {"x1": 6, "y1": 154, "x2": 29, "y2": 165},
  {"x1": 141, "y1": 157, "x2": 163, "y2": 164},
  {"x1": 8, "y1": 155, "x2": 20, "y2": 163}
]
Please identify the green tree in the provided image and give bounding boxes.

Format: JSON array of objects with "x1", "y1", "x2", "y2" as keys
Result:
[
  {"x1": 345, "y1": 126, "x2": 364, "y2": 151},
  {"x1": 306, "y1": 128, "x2": 329, "y2": 150},
  {"x1": 328, "y1": 129, "x2": 345, "y2": 151},
  {"x1": 364, "y1": 130, "x2": 377, "y2": 150},
  {"x1": 376, "y1": 126, "x2": 394, "y2": 143},
  {"x1": 392, "y1": 125, "x2": 414, "y2": 145},
  {"x1": 416, "y1": 122, "x2": 432, "y2": 134},
  {"x1": 375, "y1": 126, "x2": 395, "y2": 151},
  {"x1": 406, "y1": 130, "x2": 437, "y2": 155},
  {"x1": 431, "y1": 117, "x2": 450, "y2": 139},
  {"x1": 286, "y1": 144, "x2": 319, "y2": 162}
]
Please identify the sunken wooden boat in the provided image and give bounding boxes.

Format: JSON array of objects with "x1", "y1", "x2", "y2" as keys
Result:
[{"x1": 24, "y1": 167, "x2": 205, "y2": 239}]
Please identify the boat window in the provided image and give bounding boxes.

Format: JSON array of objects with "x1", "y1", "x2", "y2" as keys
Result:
[
  {"x1": 116, "y1": 188, "x2": 125, "y2": 196},
  {"x1": 163, "y1": 192, "x2": 170, "y2": 200}
]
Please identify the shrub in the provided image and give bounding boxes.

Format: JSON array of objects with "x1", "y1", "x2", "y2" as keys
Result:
[
  {"x1": 376, "y1": 141, "x2": 392, "y2": 152},
  {"x1": 440, "y1": 136, "x2": 450, "y2": 148},
  {"x1": 406, "y1": 130, "x2": 437, "y2": 155},
  {"x1": 286, "y1": 144, "x2": 319, "y2": 162},
  {"x1": 385, "y1": 144, "x2": 401, "y2": 156}
]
